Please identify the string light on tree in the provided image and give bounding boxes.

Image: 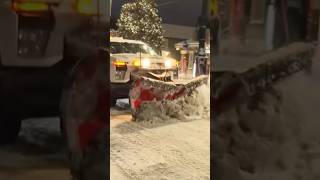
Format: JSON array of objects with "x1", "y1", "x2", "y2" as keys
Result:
[{"x1": 117, "y1": 0, "x2": 164, "y2": 50}]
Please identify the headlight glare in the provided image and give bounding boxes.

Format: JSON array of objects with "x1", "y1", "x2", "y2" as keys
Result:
[
  {"x1": 132, "y1": 59, "x2": 141, "y2": 67},
  {"x1": 113, "y1": 60, "x2": 126, "y2": 67},
  {"x1": 142, "y1": 59, "x2": 150, "y2": 68},
  {"x1": 165, "y1": 59, "x2": 172, "y2": 68}
]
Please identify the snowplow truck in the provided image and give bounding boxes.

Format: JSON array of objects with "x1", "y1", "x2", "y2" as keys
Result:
[
  {"x1": 0, "y1": 0, "x2": 108, "y2": 179},
  {"x1": 128, "y1": 0, "x2": 211, "y2": 120}
]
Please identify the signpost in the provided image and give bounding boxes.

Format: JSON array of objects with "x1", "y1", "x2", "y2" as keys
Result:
[
  {"x1": 266, "y1": 0, "x2": 276, "y2": 50},
  {"x1": 194, "y1": 0, "x2": 209, "y2": 77}
]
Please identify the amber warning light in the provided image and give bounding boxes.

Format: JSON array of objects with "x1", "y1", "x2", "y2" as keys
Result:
[
  {"x1": 113, "y1": 60, "x2": 127, "y2": 67},
  {"x1": 12, "y1": 1, "x2": 49, "y2": 12},
  {"x1": 76, "y1": 0, "x2": 99, "y2": 16}
]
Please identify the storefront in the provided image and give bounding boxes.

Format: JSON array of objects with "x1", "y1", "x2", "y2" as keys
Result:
[{"x1": 175, "y1": 40, "x2": 210, "y2": 76}]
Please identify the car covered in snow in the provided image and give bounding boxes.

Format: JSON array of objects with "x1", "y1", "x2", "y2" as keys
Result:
[{"x1": 110, "y1": 36, "x2": 178, "y2": 105}]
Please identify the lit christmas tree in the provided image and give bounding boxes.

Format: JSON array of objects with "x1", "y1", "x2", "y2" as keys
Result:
[{"x1": 117, "y1": 0, "x2": 164, "y2": 50}]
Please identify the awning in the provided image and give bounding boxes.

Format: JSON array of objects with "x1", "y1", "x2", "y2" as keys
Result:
[{"x1": 175, "y1": 40, "x2": 210, "y2": 53}]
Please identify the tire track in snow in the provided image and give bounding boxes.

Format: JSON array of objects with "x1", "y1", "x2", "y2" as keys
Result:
[{"x1": 111, "y1": 117, "x2": 210, "y2": 180}]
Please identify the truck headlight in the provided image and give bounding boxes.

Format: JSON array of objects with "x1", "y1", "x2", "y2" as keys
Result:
[
  {"x1": 132, "y1": 59, "x2": 141, "y2": 67},
  {"x1": 142, "y1": 59, "x2": 150, "y2": 68},
  {"x1": 165, "y1": 59, "x2": 177, "y2": 68},
  {"x1": 165, "y1": 59, "x2": 172, "y2": 68}
]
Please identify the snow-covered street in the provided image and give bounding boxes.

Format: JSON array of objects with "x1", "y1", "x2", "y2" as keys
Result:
[
  {"x1": 0, "y1": 80, "x2": 210, "y2": 180},
  {"x1": 0, "y1": 118, "x2": 70, "y2": 180},
  {"x1": 110, "y1": 83, "x2": 210, "y2": 180}
]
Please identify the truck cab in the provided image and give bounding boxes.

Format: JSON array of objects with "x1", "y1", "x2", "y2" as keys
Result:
[
  {"x1": 0, "y1": 0, "x2": 107, "y2": 144},
  {"x1": 110, "y1": 36, "x2": 178, "y2": 105}
]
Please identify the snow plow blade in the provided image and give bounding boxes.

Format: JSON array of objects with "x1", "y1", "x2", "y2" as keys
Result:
[
  {"x1": 212, "y1": 42, "x2": 315, "y2": 115},
  {"x1": 129, "y1": 73, "x2": 209, "y2": 120}
]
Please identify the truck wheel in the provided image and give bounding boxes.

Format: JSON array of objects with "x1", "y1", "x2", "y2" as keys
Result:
[
  {"x1": 110, "y1": 98, "x2": 117, "y2": 107},
  {"x1": 60, "y1": 52, "x2": 107, "y2": 180},
  {"x1": 0, "y1": 114, "x2": 21, "y2": 145}
]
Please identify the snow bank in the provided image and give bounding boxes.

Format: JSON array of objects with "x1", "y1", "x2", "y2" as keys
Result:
[
  {"x1": 135, "y1": 80, "x2": 210, "y2": 123},
  {"x1": 19, "y1": 117, "x2": 62, "y2": 149},
  {"x1": 213, "y1": 50, "x2": 320, "y2": 180}
]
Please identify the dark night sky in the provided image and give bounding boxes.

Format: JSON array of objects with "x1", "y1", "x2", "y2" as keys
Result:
[{"x1": 111, "y1": 0, "x2": 202, "y2": 27}]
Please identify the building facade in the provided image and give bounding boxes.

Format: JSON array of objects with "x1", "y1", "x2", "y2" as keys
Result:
[{"x1": 220, "y1": 0, "x2": 320, "y2": 52}]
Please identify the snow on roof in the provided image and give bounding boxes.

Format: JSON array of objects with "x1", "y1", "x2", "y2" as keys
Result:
[
  {"x1": 110, "y1": 37, "x2": 145, "y2": 44},
  {"x1": 175, "y1": 40, "x2": 210, "y2": 51}
]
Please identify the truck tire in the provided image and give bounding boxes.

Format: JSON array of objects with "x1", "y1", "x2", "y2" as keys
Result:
[
  {"x1": 0, "y1": 113, "x2": 21, "y2": 145},
  {"x1": 60, "y1": 50, "x2": 108, "y2": 180},
  {"x1": 110, "y1": 98, "x2": 117, "y2": 107}
]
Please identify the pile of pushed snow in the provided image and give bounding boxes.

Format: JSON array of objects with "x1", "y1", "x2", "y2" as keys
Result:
[
  {"x1": 213, "y1": 51, "x2": 320, "y2": 180},
  {"x1": 213, "y1": 90, "x2": 298, "y2": 180},
  {"x1": 135, "y1": 81, "x2": 210, "y2": 123},
  {"x1": 19, "y1": 117, "x2": 63, "y2": 149},
  {"x1": 214, "y1": 88, "x2": 320, "y2": 180}
]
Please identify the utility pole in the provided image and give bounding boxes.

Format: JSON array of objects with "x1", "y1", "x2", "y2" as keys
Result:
[
  {"x1": 210, "y1": 0, "x2": 219, "y2": 55},
  {"x1": 193, "y1": 0, "x2": 209, "y2": 77},
  {"x1": 317, "y1": 0, "x2": 320, "y2": 46},
  {"x1": 266, "y1": 0, "x2": 276, "y2": 50},
  {"x1": 198, "y1": 0, "x2": 209, "y2": 54},
  {"x1": 110, "y1": 0, "x2": 112, "y2": 15}
]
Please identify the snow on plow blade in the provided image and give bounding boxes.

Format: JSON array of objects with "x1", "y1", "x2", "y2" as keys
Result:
[
  {"x1": 129, "y1": 73, "x2": 209, "y2": 120},
  {"x1": 212, "y1": 42, "x2": 315, "y2": 115}
]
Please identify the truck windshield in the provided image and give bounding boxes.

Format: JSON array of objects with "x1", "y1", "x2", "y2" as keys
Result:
[{"x1": 110, "y1": 42, "x2": 157, "y2": 55}]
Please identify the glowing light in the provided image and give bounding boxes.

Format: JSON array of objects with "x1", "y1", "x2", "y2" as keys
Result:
[
  {"x1": 142, "y1": 59, "x2": 150, "y2": 68},
  {"x1": 13, "y1": 2, "x2": 49, "y2": 12},
  {"x1": 113, "y1": 60, "x2": 126, "y2": 66},
  {"x1": 132, "y1": 59, "x2": 141, "y2": 67},
  {"x1": 76, "y1": 0, "x2": 97, "y2": 16},
  {"x1": 165, "y1": 59, "x2": 172, "y2": 68}
]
